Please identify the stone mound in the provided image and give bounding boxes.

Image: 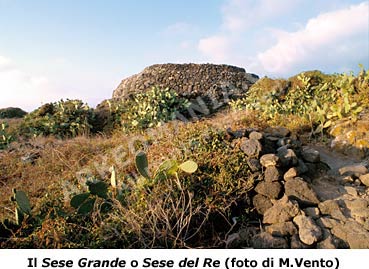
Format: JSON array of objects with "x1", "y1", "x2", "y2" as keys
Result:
[
  {"x1": 224, "y1": 126, "x2": 369, "y2": 249},
  {"x1": 112, "y1": 63, "x2": 258, "y2": 109}
]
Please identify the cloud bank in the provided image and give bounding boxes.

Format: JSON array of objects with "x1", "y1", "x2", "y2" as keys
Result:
[
  {"x1": 198, "y1": 1, "x2": 369, "y2": 76},
  {"x1": 0, "y1": 55, "x2": 57, "y2": 111},
  {"x1": 258, "y1": 2, "x2": 369, "y2": 73}
]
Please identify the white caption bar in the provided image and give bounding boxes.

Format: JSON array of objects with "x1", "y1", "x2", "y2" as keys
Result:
[{"x1": 0, "y1": 249, "x2": 368, "y2": 269}]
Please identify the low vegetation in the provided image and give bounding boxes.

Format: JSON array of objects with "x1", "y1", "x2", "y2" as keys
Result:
[
  {"x1": 0, "y1": 107, "x2": 27, "y2": 119},
  {"x1": 230, "y1": 65, "x2": 369, "y2": 135},
  {"x1": 0, "y1": 66, "x2": 368, "y2": 248},
  {"x1": 94, "y1": 86, "x2": 190, "y2": 134},
  {"x1": 20, "y1": 99, "x2": 94, "y2": 138}
]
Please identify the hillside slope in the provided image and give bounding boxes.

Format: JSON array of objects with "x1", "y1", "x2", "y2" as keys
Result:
[{"x1": 0, "y1": 66, "x2": 368, "y2": 248}]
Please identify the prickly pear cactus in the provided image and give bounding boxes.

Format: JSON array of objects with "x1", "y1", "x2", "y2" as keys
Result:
[{"x1": 135, "y1": 151, "x2": 150, "y2": 179}]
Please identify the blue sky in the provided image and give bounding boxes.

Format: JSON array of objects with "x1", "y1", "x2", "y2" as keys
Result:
[{"x1": 0, "y1": 0, "x2": 368, "y2": 111}]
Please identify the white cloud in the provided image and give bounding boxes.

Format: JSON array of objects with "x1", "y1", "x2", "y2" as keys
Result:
[
  {"x1": 0, "y1": 54, "x2": 119, "y2": 111},
  {"x1": 258, "y1": 2, "x2": 369, "y2": 74},
  {"x1": 0, "y1": 55, "x2": 58, "y2": 111},
  {"x1": 0, "y1": 55, "x2": 14, "y2": 71},
  {"x1": 197, "y1": 1, "x2": 369, "y2": 76},
  {"x1": 198, "y1": 35, "x2": 233, "y2": 62},
  {"x1": 197, "y1": 0, "x2": 302, "y2": 67}
]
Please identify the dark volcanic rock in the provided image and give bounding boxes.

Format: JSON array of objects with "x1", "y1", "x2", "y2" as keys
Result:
[
  {"x1": 339, "y1": 164, "x2": 368, "y2": 176},
  {"x1": 247, "y1": 158, "x2": 262, "y2": 172},
  {"x1": 241, "y1": 138, "x2": 262, "y2": 158},
  {"x1": 293, "y1": 215, "x2": 322, "y2": 245},
  {"x1": 264, "y1": 166, "x2": 281, "y2": 182},
  {"x1": 260, "y1": 154, "x2": 279, "y2": 168},
  {"x1": 265, "y1": 221, "x2": 297, "y2": 237},
  {"x1": 285, "y1": 177, "x2": 320, "y2": 207},
  {"x1": 331, "y1": 220, "x2": 369, "y2": 248},
  {"x1": 112, "y1": 63, "x2": 258, "y2": 110},
  {"x1": 284, "y1": 167, "x2": 299, "y2": 181},
  {"x1": 255, "y1": 181, "x2": 282, "y2": 199},
  {"x1": 318, "y1": 200, "x2": 347, "y2": 221},
  {"x1": 317, "y1": 233, "x2": 338, "y2": 249},
  {"x1": 303, "y1": 207, "x2": 320, "y2": 219},
  {"x1": 225, "y1": 228, "x2": 255, "y2": 248},
  {"x1": 277, "y1": 147, "x2": 298, "y2": 167},
  {"x1": 263, "y1": 196, "x2": 300, "y2": 224},
  {"x1": 249, "y1": 131, "x2": 263, "y2": 140},
  {"x1": 253, "y1": 194, "x2": 273, "y2": 215},
  {"x1": 290, "y1": 234, "x2": 311, "y2": 249},
  {"x1": 301, "y1": 147, "x2": 320, "y2": 163},
  {"x1": 359, "y1": 173, "x2": 369, "y2": 186},
  {"x1": 252, "y1": 232, "x2": 289, "y2": 249}
]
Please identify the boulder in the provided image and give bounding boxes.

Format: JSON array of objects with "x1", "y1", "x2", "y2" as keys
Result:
[
  {"x1": 225, "y1": 228, "x2": 254, "y2": 248},
  {"x1": 252, "y1": 232, "x2": 289, "y2": 249},
  {"x1": 359, "y1": 173, "x2": 369, "y2": 187},
  {"x1": 249, "y1": 131, "x2": 263, "y2": 140},
  {"x1": 338, "y1": 164, "x2": 368, "y2": 176},
  {"x1": 342, "y1": 198, "x2": 368, "y2": 211},
  {"x1": 316, "y1": 217, "x2": 341, "y2": 229},
  {"x1": 341, "y1": 186, "x2": 358, "y2": 196},
  {"x1": 293, "y1": 215, "x2": 322, "y2": 245},
  {"x1": 263, "y1": 196, "x2": 300, "y2": 224},
  {"x1": 226, "y1": 128, "x2": 246, "y2": 139},
  {"x1": 247, "y1": 158, "x2": 262, "y2": 172},
  {"x1": 329, "y1": 118, "x2": 369, "y2": 159},
  {"x1": 301, "y1": 147, "x2": 320, "y2": 163},
  {"x1": 284, "y1": 177, "x2": 320, "y2": 206},
  {"x1": 260, "y1": 154, "x2": 279, "y2": 168},
  {"x1": 264, "y1": 166, "x2": 281, "y2": 182},
  {"x1": 331, "y1": 220, "x2": 369, "y2": 248},
  {"x1": 265, "y1": 222, "x2": 297, "y2": 237},
  {"x1": 317, "y1": 235, "x2": 338, "y2": 249},
  {"x1": 318, "y1": 200, "x2": 347, "y2": 221},
  {"x1": 255, "y1": 181, "x2": 282, "y2": 199},
  {"x1": 240, "y1": 138, "x2": 262, "y2": 158},
  {"x1": 253, "y1": 194, "x2": 273, "y2": 215},
  {"x1": 303, "y1": 207, "x2": 320, "y2": 219},
  {"x1": 277, "y1": 147, "x2": 298, "y2": 167},
  {"x1": 290, "y1": 234, "x2": 311, "y2": 249},
  {"x1": 284, "y1": 167, "x2": 299, "y2": 181},
  {"x1": 297, "y1": 160, "x2": 309, "y2": 174}
]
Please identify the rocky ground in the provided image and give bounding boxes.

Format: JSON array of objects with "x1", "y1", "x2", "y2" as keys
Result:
[{"x1": 224, "y1": 126, "x2": 369, "y2": 249}]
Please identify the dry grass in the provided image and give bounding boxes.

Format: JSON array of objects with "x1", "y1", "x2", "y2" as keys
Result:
[
  {"x1": 0, "y1": 103, "x2": 343, "y2": 248},
  {"x1": 1, "y1": 109, "x2": 270, "y2": 248}
]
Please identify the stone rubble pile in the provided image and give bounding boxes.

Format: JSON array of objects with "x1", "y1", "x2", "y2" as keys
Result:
[
  {"x1": 226, "y1": 126, "x2": 369, "y2": 249},
  {"x1": 112, "y1": 63, "x2": 259, "y2": 110}
]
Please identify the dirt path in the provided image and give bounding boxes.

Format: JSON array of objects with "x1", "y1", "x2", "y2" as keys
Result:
[
  {"x1": 301, "y1": 144, "x2": 369, "y2": 248},
  {"x1": 310, "y1": 144, "x2": 367, "y2": 174}
]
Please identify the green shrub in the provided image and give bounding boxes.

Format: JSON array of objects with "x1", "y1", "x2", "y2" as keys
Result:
[
  {"x1": 92, "y1": 99, "x2": 126, "y2": 134},
  {"x1": 22, "y1": 99, "x2": 94, "y2": 138},
  {"x1": 186, "y1": 129, "x2": 255, "y2": 208},
  {"x1": 0, "y1": 107, "x2": 27, "y2": 119},
  {"x1": 230, "y1": 66, "x2": 369, "y2": 134},
  {"x1": 103, "y1": 87, "x2": 190, "y2": 132}
]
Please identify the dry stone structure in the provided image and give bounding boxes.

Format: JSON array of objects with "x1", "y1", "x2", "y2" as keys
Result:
[
  {"x1": 224, "y1": 126, "x2": 369, "y2": 249},
  {"x1": 112, "y1": 63, "x2": 259, "y2": 110}
]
